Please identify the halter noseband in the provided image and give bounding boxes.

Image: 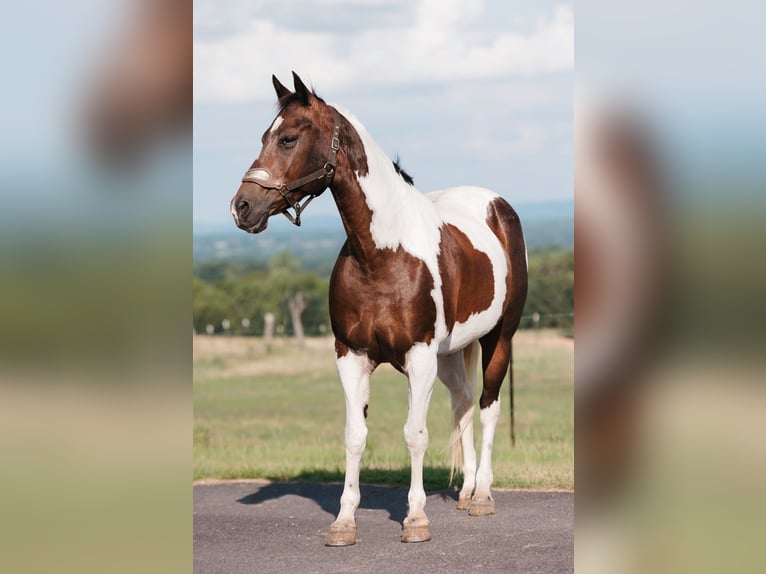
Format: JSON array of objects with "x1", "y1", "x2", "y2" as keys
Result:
[{"x1": 241, "y1": 110, "x2": 341, "y2": 227}]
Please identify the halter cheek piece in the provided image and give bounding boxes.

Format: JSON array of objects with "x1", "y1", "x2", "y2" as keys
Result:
[{"x1": 241, "y1": 110, "x2": 341, "y2": 227}]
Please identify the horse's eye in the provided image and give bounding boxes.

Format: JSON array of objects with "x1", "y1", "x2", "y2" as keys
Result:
[{"x1": 279, "y1": 135, "x2": 298, "y2": 148}]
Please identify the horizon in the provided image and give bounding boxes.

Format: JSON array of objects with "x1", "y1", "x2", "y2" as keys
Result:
[{"x1": 193, "y1": 195, "x2": 574, "y2": 231}]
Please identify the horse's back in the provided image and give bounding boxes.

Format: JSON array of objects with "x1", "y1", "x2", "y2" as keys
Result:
[
  {"x1": 428, "y1": 186, "x2": 500, "y2": 222},
  {"x1": 428, "y1": 186, "x2": 525, "y2": 260}
]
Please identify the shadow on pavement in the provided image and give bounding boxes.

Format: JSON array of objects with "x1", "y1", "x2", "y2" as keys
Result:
[{"x1": 237, "y1": 479, "x2": 459, "y2": 526}]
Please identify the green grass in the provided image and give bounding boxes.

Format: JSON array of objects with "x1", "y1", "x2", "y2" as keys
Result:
[{"x1": 193, "y1": 330, "x2": 573, "y2": 490}]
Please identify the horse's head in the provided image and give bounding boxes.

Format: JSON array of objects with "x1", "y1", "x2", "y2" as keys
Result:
[{"x1": 231, "y1": 72, "x2": 340, "y2": 233}]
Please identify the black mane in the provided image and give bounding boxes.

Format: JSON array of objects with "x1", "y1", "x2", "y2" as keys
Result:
[{"x1": 393, "y1": 157, "x2": 414, "y2": 185}]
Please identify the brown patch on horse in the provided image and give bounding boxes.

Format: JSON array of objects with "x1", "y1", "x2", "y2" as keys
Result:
[
  {"x1": 485, "y1": 198, "x2": 528, "y2": 313},
  {"x1": 335, "y1": 339, "x2": 350, "y2": 358},
  {"x1": 478, "y1": 197, "x2": 528, "y2": 410},
  {"x1": 438, "y1": 224, "x2": 495, "y2": 333},
  {"x1": 331, "y1": 239, "x2": 437, "y2": 371},
  {"x1": 336, "y1": 113, "x2": 369, "y2": 178}
]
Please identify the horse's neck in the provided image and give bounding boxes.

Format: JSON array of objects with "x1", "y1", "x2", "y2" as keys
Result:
[{"x1": 331, "y1": 108, "x2": 441, "y2": 268}]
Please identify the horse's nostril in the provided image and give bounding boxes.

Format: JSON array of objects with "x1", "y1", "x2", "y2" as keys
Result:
[{"x1": 237, "y1": 199, "x2": 250, "y2": 216}]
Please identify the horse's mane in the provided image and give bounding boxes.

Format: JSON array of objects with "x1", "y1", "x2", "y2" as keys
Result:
[{"x1": 393, "y1": 156, "x2": 414, "y2": 186}]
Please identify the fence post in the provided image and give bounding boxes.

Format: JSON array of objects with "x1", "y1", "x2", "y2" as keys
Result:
[{"x1": 264, "y1": 312, "x2": 275, "y2": 353}]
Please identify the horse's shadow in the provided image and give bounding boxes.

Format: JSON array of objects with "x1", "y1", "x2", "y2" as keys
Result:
[{"x1": 237, "y1": 468, "x2": 458, "y2": 525}]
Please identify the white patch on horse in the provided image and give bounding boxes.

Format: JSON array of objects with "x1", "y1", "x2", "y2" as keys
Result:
[
  {"x1": 269, "y1": 115, "x2": 283, "y2": 133},
  {"x1": 428, "y1": 187, "x2": 509, "y2": 354}
]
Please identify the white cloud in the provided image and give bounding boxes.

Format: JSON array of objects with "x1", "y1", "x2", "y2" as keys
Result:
[{"x1": 194, "y1": 1, "x2": 573, "y2": 104}]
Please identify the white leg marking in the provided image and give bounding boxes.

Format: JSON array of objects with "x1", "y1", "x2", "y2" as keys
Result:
[
  {"x1": 403, "y1": 343, "x2": 438, "y2": 524},
  {"x1": 474, "y1": 398, "x2": 501, "y2": 501},
  {"x1": 333, "y1": 351, "x2": 372, "y2": 525}
]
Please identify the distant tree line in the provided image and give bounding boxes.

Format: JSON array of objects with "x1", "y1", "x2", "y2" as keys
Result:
[
  {"x1": 521, "y1": 248, "x2": 574, "y2": 329},
  {"x1": 193, "y1": 249, "x2": 573, "y2": 336},
  {"x1": 193, "y1": 252, "x2": 328, "y2": 336}
]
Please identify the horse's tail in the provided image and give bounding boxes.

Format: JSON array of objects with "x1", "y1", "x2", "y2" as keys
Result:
[{"x1": 449, "y1": 341, "x2": 480, "y2": 485}]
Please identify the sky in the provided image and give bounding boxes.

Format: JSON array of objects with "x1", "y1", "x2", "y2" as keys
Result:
[{"x1": 193, "y1": 0, "x2": 574, "y2": 224}]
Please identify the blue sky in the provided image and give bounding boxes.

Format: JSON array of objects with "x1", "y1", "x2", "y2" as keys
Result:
[{"x1": 193, "y1": 0, "x2": 574, "y2": 223}]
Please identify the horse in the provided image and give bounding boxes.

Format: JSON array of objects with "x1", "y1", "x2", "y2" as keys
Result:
[{"x1": 230, "y1": 73, "x2": 528, "y2": 546}]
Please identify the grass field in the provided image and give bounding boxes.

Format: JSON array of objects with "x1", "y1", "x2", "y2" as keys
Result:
[{"x1": 194, "y1": 330, "x2": 573, "y2": 490}]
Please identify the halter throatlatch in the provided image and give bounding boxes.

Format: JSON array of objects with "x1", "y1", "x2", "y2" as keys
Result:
[{"x1": 241, "y1": 110, "x2": 341, "y2": 226}]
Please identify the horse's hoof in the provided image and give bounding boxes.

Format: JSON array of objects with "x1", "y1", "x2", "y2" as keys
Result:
[
  {"x1": 456, "y1": 496, "x2": 471, "y2": 510},
  {"x1": 325, "y1": 522, "x2": 357, "y2": 546},
  {"x1": 401, "y1": 519, "x2": 431, "y2": 543},
  {"x1": 468, "y1": 498, "x2": 495, "y2": 517}
]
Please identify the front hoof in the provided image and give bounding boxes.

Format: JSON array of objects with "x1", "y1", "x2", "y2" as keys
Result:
[
  {"x1": 401, "y1": 518, "x2": 431, "y2": 543},
  {"x1": 468, "y1": 498, "x2": 495, "y2": 517},
  {"x1": 456, "y1": 496, "x2": 471, "y2": 511},
  {"x1": 326, "y1": 522, "x2": 357, "y2": 546}
]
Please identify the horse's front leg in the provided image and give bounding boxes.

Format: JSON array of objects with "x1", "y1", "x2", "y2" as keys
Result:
[
  {"x1": 326, "y1": 345, "x2": 373, "y2": 546},
  {"x1": 401, "y1": 344, "x2": 438, "y2": 543}
]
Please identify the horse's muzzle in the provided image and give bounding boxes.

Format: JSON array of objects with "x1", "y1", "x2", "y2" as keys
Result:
[{"x1": 231, "y1": 196, "x2": 270, "y2": 234}]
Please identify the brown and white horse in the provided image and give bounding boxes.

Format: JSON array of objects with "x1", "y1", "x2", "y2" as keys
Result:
[{"x1": 231, "y1": 73, "x2": 528, "y2": 546}]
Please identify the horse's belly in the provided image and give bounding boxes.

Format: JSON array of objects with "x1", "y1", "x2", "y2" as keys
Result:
[{"x1": 437, "y1": 307, "x2": 502, "y2": 355}]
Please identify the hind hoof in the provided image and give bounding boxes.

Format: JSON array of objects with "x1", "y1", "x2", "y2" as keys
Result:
[
  {"x1": 326, "y1": 521, "x2": 357, "y2": 546},
  {"x1": 468, "y1": 498, "x2": 495, "y2": 516},
  {"x1": 401, "y1": 518, "x2": 431, "y2": 543},
  {"x1": 456, "y1": 497, "x2": 471, "y2": 510}
]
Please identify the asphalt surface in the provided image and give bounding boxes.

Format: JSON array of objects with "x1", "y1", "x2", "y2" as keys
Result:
[{"x1": 194, "y1": 481, "x2": 573, "y2": 573}]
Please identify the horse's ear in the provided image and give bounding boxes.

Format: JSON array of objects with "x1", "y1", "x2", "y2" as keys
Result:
[
  {"x1": 272, "y1": 75, "x2": 291, "y2": 101},
  {"x1": 292, "y1": 71, "x2": 311, "y2": 105}
]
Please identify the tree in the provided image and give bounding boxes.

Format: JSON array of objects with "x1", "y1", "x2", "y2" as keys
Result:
[{"x1": 192, "y1": 254, "x2": 330, "y2": 337}]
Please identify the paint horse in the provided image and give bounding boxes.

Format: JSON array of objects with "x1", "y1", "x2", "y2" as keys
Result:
[{"x1": 231, "y1": 73, "x2": 528, "y2": 546}]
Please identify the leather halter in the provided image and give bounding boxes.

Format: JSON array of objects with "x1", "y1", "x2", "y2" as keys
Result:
[{"x1": 241, "y1": 110, "x2": 341, "y2": 226}]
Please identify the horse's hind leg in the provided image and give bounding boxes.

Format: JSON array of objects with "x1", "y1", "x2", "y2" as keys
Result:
[
  {"x1": 326, "y1": 344, "x2": 373, "y2": 546},
  {"x1": 471, "y1": 325, "x2": 513, "y2": 516},
  {"x1": 437, "y1": 344, "x2": 479, "y2": 510}
]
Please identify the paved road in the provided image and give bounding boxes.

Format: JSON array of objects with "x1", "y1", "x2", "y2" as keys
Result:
[{"x1": 194, "y1": 481, "x2": 573, "y2": 573}]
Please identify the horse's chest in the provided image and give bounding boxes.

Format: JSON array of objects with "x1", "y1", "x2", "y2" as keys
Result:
[{"x1": 329, "y1": 249, "x2": 438, "y2": 367}]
